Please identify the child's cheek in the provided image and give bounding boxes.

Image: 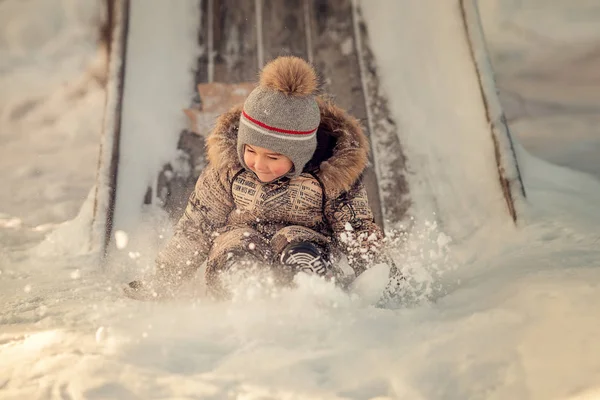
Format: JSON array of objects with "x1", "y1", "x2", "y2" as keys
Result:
[
  {"x1": 273, "y1": 165, "x2": 286, "y2": 175},
  {"x1": 273, "y1": 160, "x2": 292, "y2": 176}
]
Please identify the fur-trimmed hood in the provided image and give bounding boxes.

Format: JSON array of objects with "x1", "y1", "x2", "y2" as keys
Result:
[{"x1": 206, "y1": 96, "x2": 370, "y2": 198}]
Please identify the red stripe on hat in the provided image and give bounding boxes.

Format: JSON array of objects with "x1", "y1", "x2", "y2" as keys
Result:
[{"x1": 242, "y1": 110, "x2": 316, "y2": 135}]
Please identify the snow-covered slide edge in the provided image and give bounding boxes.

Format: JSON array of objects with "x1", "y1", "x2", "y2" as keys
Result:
[
  {"x1": 460, "y1": 0, "x2": 526, "y2": 222},
  {"x1": 91, "y1": 0, "x2": 129, "y2": 256},
  {"x1": 91, "y1": 0, "x2": 201, "y2": 262}
]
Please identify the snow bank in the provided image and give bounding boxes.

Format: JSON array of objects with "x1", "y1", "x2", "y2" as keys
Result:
[{"x1": 33, "y1": 187, "x2": 96, "y2": 257}]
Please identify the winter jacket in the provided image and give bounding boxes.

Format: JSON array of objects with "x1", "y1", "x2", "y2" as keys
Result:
[{"x1": 152, "y1": 97, "x2": 384, "y2": 294}]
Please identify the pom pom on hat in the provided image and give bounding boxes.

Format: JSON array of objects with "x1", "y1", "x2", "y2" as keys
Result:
[
  {"x1": 237, "y1": 56, "x2": 321, "y2": 179},
  {"x1": 259, "y1": 56, "x2": 318, "y2": 96}
]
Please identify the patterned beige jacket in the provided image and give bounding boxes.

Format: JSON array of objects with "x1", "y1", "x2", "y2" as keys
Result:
[{"x1": 153, "y1": 97, "x2": 384, "y2": 294}]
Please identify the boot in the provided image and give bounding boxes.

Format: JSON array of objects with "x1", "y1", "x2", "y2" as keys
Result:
[{"x1": 279, "y1": 241, "x2": 333, "y2": 279}]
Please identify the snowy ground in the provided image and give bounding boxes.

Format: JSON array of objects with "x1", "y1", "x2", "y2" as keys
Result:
[
  {"x1": 0, "y1": 0, "x2": 106, "y2": 252},
  {"x1": 2, "y1": 1, "x2": 600, "y2": 399}
]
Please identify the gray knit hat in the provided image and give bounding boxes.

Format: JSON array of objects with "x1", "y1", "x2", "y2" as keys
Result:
[{"x1": 237, "y1": 56, "x2": 321, "y2": 178}]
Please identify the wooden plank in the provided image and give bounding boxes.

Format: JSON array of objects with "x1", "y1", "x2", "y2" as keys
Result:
[
  {"x1": 183, "y1": 82, "x2": 255, "y2": 136},
  {"x1": 260, "y1": 0, "x2": 308, "y2": 63},
  {"x1": 307, "y1": 0, "x2": 384, "y2": 228},
  {"x1": 213, "y1": 0, "x2": 259, "y2": 82},
  {"x1": 195, "y1": 0, "x2": 210, "y2": 85}
]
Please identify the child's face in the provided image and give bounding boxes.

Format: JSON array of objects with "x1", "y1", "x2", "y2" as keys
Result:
[{"x1": 243, "y1": 144, "x2": 293, "y2": 182}]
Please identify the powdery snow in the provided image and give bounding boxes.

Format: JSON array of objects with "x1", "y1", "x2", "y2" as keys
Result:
[{"x1": 2, "y1": 1, "x2": 600, "y2": 399}]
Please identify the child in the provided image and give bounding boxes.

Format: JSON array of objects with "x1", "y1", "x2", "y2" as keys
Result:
[{"x1": 126, "y1": 56, "x2": 385, "y2": 300}]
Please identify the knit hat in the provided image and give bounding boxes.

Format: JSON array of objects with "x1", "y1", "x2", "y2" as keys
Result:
[{"x1": 237, "y1": 56, "x2": 321, "y2": 178}]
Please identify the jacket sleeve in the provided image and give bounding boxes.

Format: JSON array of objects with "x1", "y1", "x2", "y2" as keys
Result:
[
  {"x1": 324, "y1": 179, "x2": 384, "y2": 276},
  {"x1": 151, "y1": 166, "x2": 235, "y2": 290}
]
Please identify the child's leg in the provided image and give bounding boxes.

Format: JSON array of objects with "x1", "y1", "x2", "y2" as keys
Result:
[
  {"x1": 205, "y1": 226, "x2": 272, "y2": 297},
  {"x1": 271, "y1": 226, "x2": 336, "y2": 281}
]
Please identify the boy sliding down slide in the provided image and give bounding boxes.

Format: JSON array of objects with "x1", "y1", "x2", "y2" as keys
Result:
[{"x1": 126, "y1": 56, "x2": 388, "y2": 300}]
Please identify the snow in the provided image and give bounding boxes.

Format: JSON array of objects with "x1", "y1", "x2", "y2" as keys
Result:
[
  {"x1": 0, "y1": 0, "x2": 105, "y2": 250},
  {"x1": 108, "y1": 0, "x2": 202, "y2": 255},
  {"x1": 2, "y1": 1, "x2": 600, "y2": 399},
  {"x1": 478, "y1": 0, "x2": 600, "y2": 181},
  {"x1": 114, "y1": 230, "x2": 129, "y2": 250},
  {"x1": 358, "y1": 0, "x2": 518, "y2": 243}
]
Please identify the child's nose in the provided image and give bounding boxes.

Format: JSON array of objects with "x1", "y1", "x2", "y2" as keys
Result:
[{"x1": 254, "y1": 156, "x2": 266, "y2": 170}]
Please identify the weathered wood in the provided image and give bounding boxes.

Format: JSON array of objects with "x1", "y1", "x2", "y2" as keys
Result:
[
  {"x1": 183, "y1": 83, "x2": 255, "y2": 136},
  {"x1": 260, "y1": 0, "x2": 308, "y2": 63},
  {"x1": 195, "y1": 0, "x2": 210, "y2": 85},
  {"x1": 197, "y1": 82, "x2": 255, "y2": 114},
  {"x1": 213, "y1": 0, "x2": 259, "y2": 82},
  {"x1": 307, "y1": 0, "x2": 383, "y2": 228}
]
